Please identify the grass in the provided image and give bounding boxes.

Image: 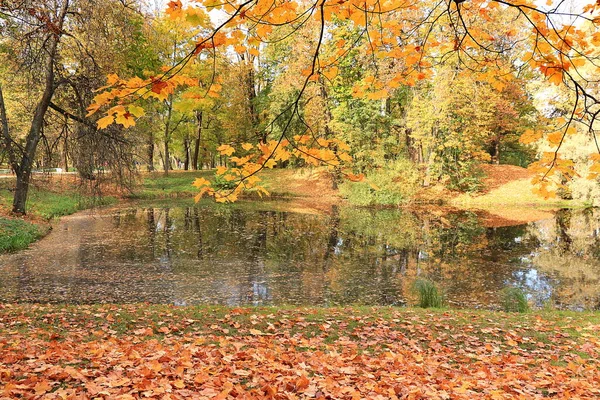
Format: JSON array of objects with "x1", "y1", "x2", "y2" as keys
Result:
[
  {"x1": 450, "y1": 179, "x2": 581, "y2": 208},
  {"x1": 502, "y1": 287, "x2": 530, "y2": 313},
  {"x1": 0, "y1": 218, "x2": 45, "y2": 252},
  {"x1": 0, "y1": 180, "x2": 116, "y2": 219},
  {"x1": 131, "y1": 170, "x2": 213, "y2": 199},
  {"x1": 0, "y1": 178, "x2": 117, "y2": 253},
  {"x1": 412, "y1": 279, "x2": 445, "y2": 308},
  {"x1": 2, "y1": 304, "x2": 599, "y2": 351}
]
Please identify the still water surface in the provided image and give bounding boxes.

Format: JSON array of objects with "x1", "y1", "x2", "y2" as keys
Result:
[{"x1": 1, "y1": 202, "x2": 599, "y2": 309}]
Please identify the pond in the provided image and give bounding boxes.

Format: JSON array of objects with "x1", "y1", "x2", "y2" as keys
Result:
[{"x1": 1, "y1": 201, "x2": 599, "y2": 309}]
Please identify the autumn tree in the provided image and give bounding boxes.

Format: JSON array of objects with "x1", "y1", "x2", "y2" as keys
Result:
[
  {"x1": 90, "y1": 0, "x2": 600, "y2": 200},
  {"x1": 0, "y1": 0, "x2": 155, "y2": 214},
  {"x1": 0, "y1": 1, "x2": 71, "y2": 214}
]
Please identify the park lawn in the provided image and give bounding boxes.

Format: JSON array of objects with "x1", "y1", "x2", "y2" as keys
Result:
[
  {"x1": 133, "y1": 171, "x2": 214, "y2": 199},
  {"x1": 1, "y1": 304, "x2": 598, "y2": 399},
  {"x1": 133, "y1": 169, "x2": 333, "y2": 200}
]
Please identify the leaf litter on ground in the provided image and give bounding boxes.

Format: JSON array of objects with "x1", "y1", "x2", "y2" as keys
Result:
[{"x1": 0, "y1": 304, "x2": 599, "y2": 399}]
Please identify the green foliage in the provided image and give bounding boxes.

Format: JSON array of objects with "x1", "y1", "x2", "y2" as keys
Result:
[
  {"x1": 339, "y1": 158, "x2": 420, "y2": 206},
  {"x1": 0, "y1": 218, "x2": 43, "y2": 253},
  {"x1": 444, "y1": 160, "x2": 486, "y2": 193},
  {"x1": 499, "y1": 141, "x2": 537, "y2": 168},
  {"x1": 501, "y1": 287, "x2": 530, "y2": 313},
  {"x1": 212, "y1": 173, "x2": 238, "y2": 191},
  {"x1": 412, "y1": 279, "x2": 444, "y2": 308}
]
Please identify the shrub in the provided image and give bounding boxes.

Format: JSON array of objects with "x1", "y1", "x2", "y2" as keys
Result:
[
  {"x1": 412, "y1": 279, "x2": 444, "y2": 308},
  {"x1": 339, "y1": 158, "x2": 420, "y2": 206},
  {"x1": 501, "y1": 287, "x2": 530, "y2": 313}
]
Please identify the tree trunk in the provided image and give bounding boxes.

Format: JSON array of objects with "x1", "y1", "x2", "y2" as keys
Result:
[
  {"x1": 147, "y1": 133, "x2": 155, "y2": 172},
  {"x1": 12, "y1": 168, "x2": 31, "y2": 215},
  {"x1": 245, "y1": 64, "x2": 262, "y2": 142},
  {"x1": 163, "y1": 97, "x2": 173, "y2": 174},
  {"x1": 164, "y1": 140, "x2": 170, "y2": 173},
  {"x1": 192, "y1": 111, "x2": 202, "y2": 170},
  {"x1": 183, "y1": 134, "x2": 190, "y2": 171},
  {"x1": 493, "y1": 140, "x2": 500, "y2": 165},
  {"x1": 10, "y1": 1, "x2": 69, "y2": 214},
  {"x1": 63, "y1": 129, "x2": 69, "y2": 172}
]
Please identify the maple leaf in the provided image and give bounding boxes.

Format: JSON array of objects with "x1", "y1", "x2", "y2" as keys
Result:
[
  {"x1": 128, "y1": 105, "x2": 145, "y2": 118},
  {"x1": 97, "y1": 115, "x2": 114, "y2": 129},
  {"x1": 216, "y1": 144, "x2": 235, "y2": 156},
  {"x1": 151, "y1": 79, "x2": 169, "y2": 94},
  {"x1": 115, "y1": 112, "x2": 135, "y2": 128}
]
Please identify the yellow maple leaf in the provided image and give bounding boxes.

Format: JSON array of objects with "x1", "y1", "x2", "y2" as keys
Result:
[
  {"x1": 115, "y1": 113, "x2": 135, "y2": 128},
  {"x1": 97, "y1": 115, "x2": 114, "y2": 129},
  {"x1": 192, "y1": 177, "x2": 210, "y2": 188},
  {"x1": 216, "y1": 144, "x2": 235, "y2": 156}
]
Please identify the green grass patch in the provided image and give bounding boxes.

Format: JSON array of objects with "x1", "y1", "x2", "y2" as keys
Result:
[
  {"x1": 502, "y1": 287, "x2": 530, "y2": 313},
  {"x1": 0, "y1": 218, "x2": 45, "y2": 252},
  {"x1": 412, "y1": 279, "x2": 445, "y2": 308},
  {"x1": 0, "y1": 181, "x2": 116, "y2": 220},
  {"x1": 131, "y1": 171, "x2": 213, "y2": 199}
]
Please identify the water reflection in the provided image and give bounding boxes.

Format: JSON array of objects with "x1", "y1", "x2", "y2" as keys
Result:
[{"x1": 1, "y1": 203, "x2": 599, "y2": 309}]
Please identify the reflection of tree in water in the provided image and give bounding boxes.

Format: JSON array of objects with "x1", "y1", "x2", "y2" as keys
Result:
[
  {"x1": 523, "y1": 209, "x2": 600, "y2": 309},
  {"x1": 555, "y1": 209, "x2": 572, "y2": 252},
  {"x1": 4, "y1": 203, "x2": 600, "y2": 308}
]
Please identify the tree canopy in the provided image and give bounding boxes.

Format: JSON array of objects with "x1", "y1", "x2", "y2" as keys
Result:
[{"x1": 85, "y1": 0, "x2": 600, "y2": 201}]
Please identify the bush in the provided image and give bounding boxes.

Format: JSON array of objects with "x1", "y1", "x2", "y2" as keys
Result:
[
  {"x1": 443, "y1": 160, "x2": 485, "y2": 193},
  {"x1": 339, "y1": 158, "x2": 420, "y2": 206},
  {"x1": 501, "y1": 287, "x2": 530, "y2": 313},
  {"x1": 412, "y1": 279, "x2": 444, "y2": 308}
]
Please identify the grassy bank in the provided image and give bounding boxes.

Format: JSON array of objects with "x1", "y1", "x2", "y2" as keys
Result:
[
  {"x1": 0, "y1": 218, "x2": 46, "y2": 253},
  {"x1": 0, "y1": 178, "x2": 117, "y2": 253},
  {"x1": 1, "y1": 304, "x2": 598, "y2": 398}
]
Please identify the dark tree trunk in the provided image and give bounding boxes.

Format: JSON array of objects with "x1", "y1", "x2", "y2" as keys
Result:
[
  {"x1": 163, "y1": 96, "x2": 173, "y2": 174},
  {"x1": 147, "y1": 133, "x2": 155, "y2": 172},
  {"x1": 63, "y1": 129, "x2": 69, "y2": 172},
  {"x1": 183, "y1": 134, "x2": 190, "y2": 171},
  {"x1": 164, "y1": 140, "x2": 170, "y2": 173},
  {"x1": 10, "y1": 1, "x2": 69, "y2": 214},
  {"x1": 12, "y1": 169, "x2": 31, "y2": 216},
  {"x1": 192, "y1": 111, "x2": 202, "y2": 170}
]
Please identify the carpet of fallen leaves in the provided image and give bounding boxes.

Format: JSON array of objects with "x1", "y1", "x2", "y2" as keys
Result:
[{"x1": 1, "y1": 305, "x2": 599, "y2": 399}]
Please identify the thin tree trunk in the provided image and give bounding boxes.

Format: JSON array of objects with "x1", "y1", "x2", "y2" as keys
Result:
[
  {"x1": 163, "y1": 97, "x2": 173, "y2": 174},
  {"x1": 0, "y1": 85, "x2": 18, "y2": 173},
  {"x1": 63, "y1": 128, "x2": 69, "y2": 172},
  {"x1": 183, "y1": 134, "x2": 190, "y2": 171},
  {"x1": 147, "y1": 132, "x2": 155, "y2": 172},
  {"x1": 192, "y1": 111, "x2": 202, "y2": 170},
  {"x1": 164, "y1": 140, "x2": 170, "y2": 173}
]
